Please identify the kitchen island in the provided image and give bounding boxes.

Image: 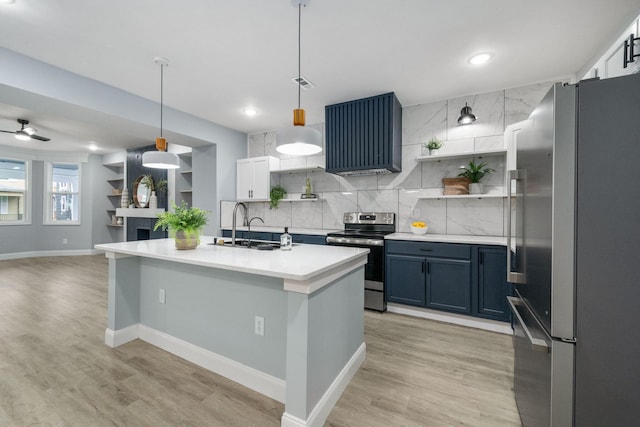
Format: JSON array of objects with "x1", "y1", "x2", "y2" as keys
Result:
[{"x1": 94, "y1": 238, "x2": 369, "y2": 427}]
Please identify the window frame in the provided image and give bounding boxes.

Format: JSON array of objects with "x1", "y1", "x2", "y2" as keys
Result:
[
  {"x1": 44, "y1": 161, "x2": 82, "y2": 226},
  {"x1": 0, "y1": 157, "x2": 31, "y2": 226}
]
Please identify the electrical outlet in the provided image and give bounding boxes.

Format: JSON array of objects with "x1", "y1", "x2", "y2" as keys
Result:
[
  {"x1": 411, "y1": 208, "x2": 421, "y2": 217},
  {"x1": 254, "y1": 316, "x2": 264, "y2": 336},
  {"x1": 159, "y1": 288, "x2": 166, "y2": 304},
  {"x1": 62, "y1": 238, "x2": 68, "y2": 245}
]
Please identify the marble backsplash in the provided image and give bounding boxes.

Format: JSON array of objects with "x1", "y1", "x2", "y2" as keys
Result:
[{"x1": 222, "y1": 80, "x2": 555, "y2": 236}]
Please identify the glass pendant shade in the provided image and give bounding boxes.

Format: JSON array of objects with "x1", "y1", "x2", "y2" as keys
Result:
[{"x1": 457, "y1": 103, "x2": 477, "y2": 125}]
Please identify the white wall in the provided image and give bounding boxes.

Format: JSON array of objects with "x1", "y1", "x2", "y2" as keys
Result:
[{"x1": 242, "y1": 81, "x2": 556, "y2": 236}]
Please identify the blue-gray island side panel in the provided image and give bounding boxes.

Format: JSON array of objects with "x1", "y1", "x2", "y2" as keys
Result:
[
  {"x1": 285, "y1": 266, "x2": 365, "y2": 419},
  {"x1": 138, "y1": 257, "x2": 288, "y2": 379}
]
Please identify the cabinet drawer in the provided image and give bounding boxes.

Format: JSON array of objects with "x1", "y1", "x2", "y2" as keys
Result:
[{"x1": 386, "y1": 240, "x2": 471, "y2": 259}]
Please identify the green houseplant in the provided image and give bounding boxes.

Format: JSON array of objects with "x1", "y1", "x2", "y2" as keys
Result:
[
  {"x1": 424, "y1": 137, "x2": 443, "y2": 155},
  {"x1": 140, "y1": 174, "x2": 168, "y2": 193},
  {"x1": 270, "y1": 185, "x2": 287, "y2": 209},
  {"x1": 154, "y1": 201, "x2": 211, "y2": 249},
  {"x1": 457, "y1": 161, "x2": 495, "y2": 194}
]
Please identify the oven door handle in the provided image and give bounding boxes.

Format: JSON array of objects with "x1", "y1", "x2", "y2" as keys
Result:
[{"x1": 326, "y1": 236, "x2": 385, "y2": 246}]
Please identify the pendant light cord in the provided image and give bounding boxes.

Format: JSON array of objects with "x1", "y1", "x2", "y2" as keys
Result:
[
  {"x1": 160, "y1": 63, "x2": 164, "y2": 138},
  {"x1": 298, "y1": 3, "x2": 301, "y2": 110}
]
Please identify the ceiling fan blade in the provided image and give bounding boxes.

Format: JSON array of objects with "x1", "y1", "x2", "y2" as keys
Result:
[
  {"x1": 30, "y1": 134, "x2": 51, "y2": 142},
  {"x1": 0, "y1": 130, "x2": 16, "y2": 134}
]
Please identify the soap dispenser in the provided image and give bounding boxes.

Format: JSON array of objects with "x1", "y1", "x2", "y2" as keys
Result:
[{"x1": 280, "y1": 227, "x2": 292, "y2": 251}]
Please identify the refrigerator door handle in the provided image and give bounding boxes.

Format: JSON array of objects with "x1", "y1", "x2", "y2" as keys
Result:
[
  {"x1": 507, "y1": 170, "x2": 525, "y2": 284},
  {"x1": 507, "y1": 296, "x2": 549, "y2": 353}
]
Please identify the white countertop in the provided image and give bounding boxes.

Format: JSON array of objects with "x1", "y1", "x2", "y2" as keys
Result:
[
  {"x1": 95, "y1": 236, "x2": 369, "y2": 283},
  {"x1": 385, "y1": 232, "x2": 507, "y2": 246},
  {"x1": 220, "y1": 226, "x2": 339, "y2": 236}
]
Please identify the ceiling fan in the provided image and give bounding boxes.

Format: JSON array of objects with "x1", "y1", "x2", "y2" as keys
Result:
[{"x1": 0, "y1": 118, "x2": 51, "y2": 142}]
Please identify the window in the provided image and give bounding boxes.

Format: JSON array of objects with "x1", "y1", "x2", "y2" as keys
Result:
[
  {"x1": 0, "y1": 158, "x2": 27, "y2": 224},
  {"x1": 45, "y1": 162, "x2": 81, "y2": 224}
]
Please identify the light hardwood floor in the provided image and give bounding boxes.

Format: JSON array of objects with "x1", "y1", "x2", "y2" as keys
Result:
[{"x1": 0, "y1": 255, "x2": 521, "y2": 426}]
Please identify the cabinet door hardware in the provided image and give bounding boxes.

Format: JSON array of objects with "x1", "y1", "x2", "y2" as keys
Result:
[{"x1": 420, "y1": 248, "x2": 433, "y2": 252}]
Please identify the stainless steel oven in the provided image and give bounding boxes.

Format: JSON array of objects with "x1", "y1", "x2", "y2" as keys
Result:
[{"x1": 326, "y1": 212, "x2": 395, "y2": 312}]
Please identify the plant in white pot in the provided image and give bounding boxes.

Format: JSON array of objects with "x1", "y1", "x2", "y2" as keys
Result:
[
  {"x1": 154, "y1": 201, "x2": 211, "y2": 250},
  {"x1": 457, "y1": 161, "x2": 495, "y2": 194},
  {"x1": 424, "y1": 137, "x2": 443, "y2": 155}
]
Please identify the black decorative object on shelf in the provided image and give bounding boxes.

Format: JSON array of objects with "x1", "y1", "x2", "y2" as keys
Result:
[{"x1": 623, "y1": 33, "x2": 639, "y2": 68}]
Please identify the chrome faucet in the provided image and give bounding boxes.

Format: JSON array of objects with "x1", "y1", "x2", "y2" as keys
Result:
[
  {"x1": 246, "y1": 216, "x2": 264, "y2": 247},
  {"x1": 231, "y1": 202, "x2": 248, "y2": 247}
]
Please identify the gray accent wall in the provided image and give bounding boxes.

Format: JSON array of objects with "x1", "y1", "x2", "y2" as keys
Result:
[
  {"x1": 192, "y1": 145, "x2": 218, "y2": 235},
  {"x1": 0, "y1": 155, "x2": 97, "y2": 255}
]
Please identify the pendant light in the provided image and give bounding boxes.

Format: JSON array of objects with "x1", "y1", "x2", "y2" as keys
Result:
[
  {"x1": 276, "y1": 0, "x2": 322, "y2": 156},
  {"x1": 457, "y1": 102, "x2": 477, "y2": 125},
  {"x1": 142, "y1": 57, "x2": 180, "y2": 169}
]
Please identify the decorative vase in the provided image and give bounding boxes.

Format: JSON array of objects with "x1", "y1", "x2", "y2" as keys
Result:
[
  {"x1": 429, "y1": 148, "x2": 439, "y2": 156},
  {"x1": 174, "y1": 230, "x2": 199, "y2": 250},
  {"x1": 469, "y1": 183, "x2": 484, "y2": 194},
  {"x1": 149, "y1": 191, "x2": 158, "y2": 210},
  {"x1": 120, "y1": 188, "x2": 129, "y2": 208}
]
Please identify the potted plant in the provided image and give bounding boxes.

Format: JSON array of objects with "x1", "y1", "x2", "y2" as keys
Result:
[
  {"x1": 457, "y1": 161, "x2": 496, "y2": 194},
  {"x1": 270, "y1": 185, "x2": 287, "y2": 209},
  {"x1": 424, "y1": 137, "x2": 443, "y2": 155},
  {"x1": 154, "y1": 201, "x2": 211, "y2": 250}
]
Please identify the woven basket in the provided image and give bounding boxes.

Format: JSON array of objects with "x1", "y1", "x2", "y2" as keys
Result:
[{"x1": 174, "y1": 230, "x2": 199, "y2": 250}]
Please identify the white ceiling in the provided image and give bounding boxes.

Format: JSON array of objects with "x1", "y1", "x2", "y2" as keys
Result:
[{"x1": 0, "y1": 0, "x2": 639, "y2": 152}]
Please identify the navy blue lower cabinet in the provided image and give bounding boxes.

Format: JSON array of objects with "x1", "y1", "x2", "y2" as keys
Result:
[
  {"x1": 221, "y1": 230, "x2": 238, "y2": 238},
  {"x1": 386, "y1": 240, "x2": 511, "y2": 322},
  {"x1": 293, "y1": 234, "x2": 327, "y2": 245},
  {"x1": 426, "y1": 258, "x2": 472, "y2": 314},
  {"x1": 386, "y1": 254, "x2": 426, "y2": 306},
  {"x1": 244, "y1": 231, "x2": 272, "y2": 241},
  {"x1": 272, "y1": 233, "x2": 327, "y2": 245},
  {"x1": 476, "y1": 246, "x2": 511, "y2": 321}
]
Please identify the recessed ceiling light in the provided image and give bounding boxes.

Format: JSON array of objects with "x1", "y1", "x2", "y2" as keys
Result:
[
  {"x1": 468, "y1": 52, "x2": 493, "y2": 65},
  {"x1": 88, "y1": 143, "x2": 98, "y2": 151},
  {"x1": 243, "y1": 108, "x2": 257, "y2": 117}
]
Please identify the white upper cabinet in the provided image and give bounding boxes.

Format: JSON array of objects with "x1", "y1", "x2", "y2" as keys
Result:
[{"x1": 236, "y1": 156, "x2": 279, "y2": 201}]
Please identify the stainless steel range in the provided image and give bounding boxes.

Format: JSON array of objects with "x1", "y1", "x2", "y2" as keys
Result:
[{"x1": 326, "y1": 212, "x2": 395, "y2": 311}]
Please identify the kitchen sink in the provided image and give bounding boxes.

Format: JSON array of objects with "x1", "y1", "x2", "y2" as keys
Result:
[{"x1": 210, "y1": 238, "x2": 288, "y2": 250}]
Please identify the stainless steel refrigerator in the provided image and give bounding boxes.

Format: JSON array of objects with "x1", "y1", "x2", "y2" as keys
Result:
[{"x1": 506, "y1": 73, "x2": 640, "y2": 427}]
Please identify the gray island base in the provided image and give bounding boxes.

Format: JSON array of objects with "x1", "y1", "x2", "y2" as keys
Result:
[{"x1": 95, "y1": 238, "x2": 370, "y2": 427}]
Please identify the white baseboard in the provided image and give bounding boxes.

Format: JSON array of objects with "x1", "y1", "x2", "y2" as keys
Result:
[
  {"x1": 387, "y1": 304, "x2": 513, "y2": 335},
  {"x1": 0, "y1": 249, "x2": 99, "y2": 260},
  {"x1": 136, "y1": 324, "x2": 286, "y2": 403},
  {"x1": 281, "y1": 342, "x2": 366, "y2": 427},
  {"x1": 105, "y1": 325, "x2": 139, "y2": 347}
]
